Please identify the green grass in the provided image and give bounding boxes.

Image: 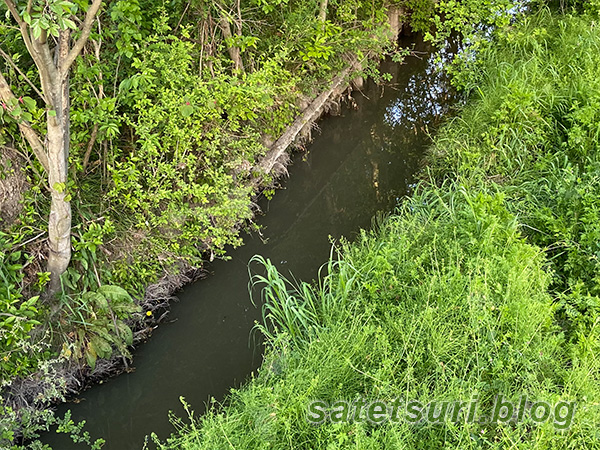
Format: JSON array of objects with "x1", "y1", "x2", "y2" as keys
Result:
[
  {"x1": 153, "y1": 8, "x2": 600, "y2": 450},
  {"x1": 429, "y1": 9, "x2": 600, "y2": 346}
]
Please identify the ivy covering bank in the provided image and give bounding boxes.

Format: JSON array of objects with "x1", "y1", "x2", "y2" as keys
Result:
[
  {"x1": 0, "y1": 0, "x2": 518, "y2": 447},
  {"x1": 154, "y1": 5, "x2": 600, "y2": 449}
]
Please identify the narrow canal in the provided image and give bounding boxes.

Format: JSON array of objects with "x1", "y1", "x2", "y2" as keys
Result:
[{"x1": 45, "y1": 34, "x2": 458, "y2": 450}]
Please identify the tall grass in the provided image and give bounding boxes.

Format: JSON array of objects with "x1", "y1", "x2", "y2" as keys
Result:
[
  {"x1": 428, "y1": 9, "x2": 600, "y2": 347},
  {"x1": 248, "y1": 252, "x2": 360, "y2": 347},
  {"x1": 154, "y1": 9, "x2": 600, "y2": 450}
]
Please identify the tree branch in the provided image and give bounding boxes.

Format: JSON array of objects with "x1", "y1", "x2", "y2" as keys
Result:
[
  {"x1": 4, "y1": 0, "x2": 24, "y2": 28},
  {"x1": 4, "y1": 0, "x2": 59, "y2": 99},
  {"x1": 30, "y1": 35, "x2": 59, "y2": 102},
  {"x1": 4, "y1": 0, "x2": 35, "y2": 57},
  {"x1": 0, "y1": 47, "x2": 48, "y2": 103},
  {"x1": 82, "y1": 123, "x2": 98, "y2": 173},
  {"x1": 318, "y1": 0, "x2": 328, "y2": 22},
  {"x1": 61, "y1": 0, "x2": 103, "y2": 76},
  {"x1": 0, "y1": 69, "x2": 49, "y2": 171}
]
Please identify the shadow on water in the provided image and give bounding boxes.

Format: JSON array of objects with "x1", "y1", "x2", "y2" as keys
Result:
[{"x1": 43, "y1": 34, "x2": 460, "y2": 450}]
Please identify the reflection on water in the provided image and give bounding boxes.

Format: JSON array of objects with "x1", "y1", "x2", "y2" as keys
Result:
[
  {"x1": 43, "y1": 34, "x2": 460, "y2": 450},
  {"x1": 385, "y1": 40, "x2": 458, "y2": 131}
]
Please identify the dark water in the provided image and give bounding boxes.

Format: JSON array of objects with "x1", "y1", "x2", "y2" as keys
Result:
[{"x1": 44, "y1": 35, "x2": 458, "y2": 450}]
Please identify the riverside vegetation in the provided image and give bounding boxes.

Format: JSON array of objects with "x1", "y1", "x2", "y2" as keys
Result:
[
  {"x1": 0, "y1": 0, "x2": 520, "y2": 448},
  {"x1": 152, "y1": 3, "x2": 600, "y2": 450}
]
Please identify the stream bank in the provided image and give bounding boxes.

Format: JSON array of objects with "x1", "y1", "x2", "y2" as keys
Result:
[{"x1": 42, "y1": 32, "x2": 459, "y2": 450}]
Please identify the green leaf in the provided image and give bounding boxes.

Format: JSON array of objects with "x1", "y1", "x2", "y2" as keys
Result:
[
  {"x1": 10, "y1": 105, "x2": 22, "y2": 117},
  {"x1": 64, "y1": 18, "x2": 77, "y2": 30},
  {"x1": 98, "y1": 285, "x2": 132, "y2": 303},
  {"x1": 53, "y1": 182, "x2": 66, "y2": 193},
  {"x1": 116, "y1": 322, "x2": 134, "y2": 346},
  {"x1": 180, "y1": 104, "x2": 194, "y2": 117},
  {"x1": 85, "y1": 341, "x2": 97, "y2": 370},
  {"x1": 90, "y1": 335, "x2": 112, "y2": 359},
  {"x1": 83, "y1": 291, "x2": 106, "y2": 311},
  {"x1": 23, "y1": 97, "x2": 36, "y2": 110},
  {"x1": 32, "y1": 24, "x2": 42, "y2": 40}
]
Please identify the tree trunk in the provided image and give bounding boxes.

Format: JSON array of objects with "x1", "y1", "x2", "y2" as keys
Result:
[
  {"x1": 47, "y1": 32, "x2": 72, "y2": 295},
  {"x1": 46, "y1": 100, "x2": 72, "y2": 294},
  {"x1": 218, "y1": 15, "x2": 244, "y2": 72},
  {"x1": 46, "y1": 128, "x2": 71, "y2": 294},
  {"x1": 318, "y1": 0, "x2": 328, "y2": 22},
  {"x1": 388, "y1": 5, "x2": 403, "y2": 39}
]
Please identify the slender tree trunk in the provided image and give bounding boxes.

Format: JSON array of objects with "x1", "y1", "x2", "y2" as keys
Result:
[
  {"x1": 318, "y1": 0, "x2": 328, "y2": 22},
  {"x1": 82, "y1": 32, "x2": 102, "y2": 174},
  {"x1": 82, "y1": 124, "x2": 98, "y2": 173},
  {"x1": 218, "y1": 14, "x2": 244, "y2": 72},
  {"x1": 47, "y1": 31, "x2": 72, "y2": 294},
  {"x1": 46, "y1": 82, "x2": 72, "y2": 294},
  {"x1": 46, "y1": 124, "x2": 72, "y2": 294}
]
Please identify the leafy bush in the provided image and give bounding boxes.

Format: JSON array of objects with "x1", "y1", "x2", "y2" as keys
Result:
[
  {"x1": 109, "y1": 27, "x2": 298, "y2": 267},
  {"x1": 0, "y1": 233, "x2": 43, "y2": 384},
  {"x1": 57, "y1": 285, "x2": 141, "y2": 370}
]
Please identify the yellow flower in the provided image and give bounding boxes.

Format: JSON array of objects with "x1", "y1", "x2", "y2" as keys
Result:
[{"x1": 146, "y1": 311, "x2": 153, "y2": 317}]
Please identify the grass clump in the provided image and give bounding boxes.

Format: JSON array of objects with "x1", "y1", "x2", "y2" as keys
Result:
[{"x1": 155, "y1": 8, "x2": 600, "y2": 450}]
